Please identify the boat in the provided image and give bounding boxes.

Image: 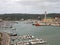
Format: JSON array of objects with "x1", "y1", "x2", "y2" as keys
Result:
[
  {"x1": 33, "y1": 23, "x2": 41, "y2": 26},
  {"x1": 17, "y1": 38, "x2": 47, "y2": 45},
  {"x1": 24, "y1": 35, "x2": 34, "y2": 39},
  {"x1": 9, "y1": 28, "x2": 17, "y2": 36},
  {"x1": 19, "y1": 34, "x2": 34, "y2": 39},
  {"x1": 51, "y1": 23, "x2": 60, "y2": 27},
  {"x1": 32, "y1": 11, "x2": 48, "y2": 26},
  {"x1": 17, "y1": 41, "x2": 29, "y2": 45},
  {"x1": 32, "y1": 21, "x2": 47, "y2": 26},
  {"x1": 28, "y1": 38, "x2": 47, "y2": 44},
  {"x1": 9, "y1": 32, "x2": 17, "y2": 36}
]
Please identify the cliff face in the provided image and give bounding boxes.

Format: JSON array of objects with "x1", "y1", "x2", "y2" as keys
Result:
[{"x1": 0, "y1": 13, "x2": 60, "y2": 20}]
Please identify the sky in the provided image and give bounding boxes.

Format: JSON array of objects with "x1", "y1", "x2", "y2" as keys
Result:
[{"x1": 0, "y1": 0, "x2": 60, "y2": 14}]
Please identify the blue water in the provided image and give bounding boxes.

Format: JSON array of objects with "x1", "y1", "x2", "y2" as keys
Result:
[{"x1": 13, "y1": 22, "x2": 60, "y2": 45}]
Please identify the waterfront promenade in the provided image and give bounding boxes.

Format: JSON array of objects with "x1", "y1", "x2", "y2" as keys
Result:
[{"x1": 0, "y1": 32, "x2": 10, "y2": 45}]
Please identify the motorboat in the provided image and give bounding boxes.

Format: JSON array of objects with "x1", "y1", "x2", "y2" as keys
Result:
[
  {"x1": 9, "y1": 28, "x2": 17, "y2": 36},
  {"x1": 9, "y1": 33, "x2": 17, "y2": 36},
  {"x1": 28, "y1": 38, "x2": 47, "y2": 44},
  {"x1": 17, "y1": 41, "x2": 28, "y2": 45},
  {"x1": 19, "y1": 34, "x2": 34, "y2": 39},
  {"x1": 17, "y1": 38, "x2": 47, "y2": 45}
]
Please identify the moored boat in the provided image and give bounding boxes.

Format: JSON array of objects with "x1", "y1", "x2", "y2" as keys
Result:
[
  {"x1": 18, "y1": 34, "x2": 34, "y2": 39},
  {"x1": 17, "y1": 38, "x2": 47, "y2": 45},
  {"x1": 9, "y1": 28, "x2": 17, "y2": 36},
  {"x1": 28, "y1": 38, "x2": 47, "y2": 44}
]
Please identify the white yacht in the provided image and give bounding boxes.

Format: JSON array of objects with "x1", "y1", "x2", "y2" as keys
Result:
[
  {"x1": 18, "y1": 34, "x2": 34, "y2": 39},
  {"x1": 28, "y1": 38, "x2": 47, "y2": 44},
  {"x1": 17, "y1": 38, "x2": 47, "y2": 45}
]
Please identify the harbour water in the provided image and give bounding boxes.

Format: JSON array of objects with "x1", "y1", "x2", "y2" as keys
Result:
[{"x1": 0, "y1": 21, "x2": 60, "y2": 45}]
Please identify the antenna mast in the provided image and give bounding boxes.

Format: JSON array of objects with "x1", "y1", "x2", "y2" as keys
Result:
[{"x1": 45, "y1": 11, "x2": 47, "y2": 19}]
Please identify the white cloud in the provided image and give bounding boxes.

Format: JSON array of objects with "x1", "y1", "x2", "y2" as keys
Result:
[{"x1": 0, "y1": 0, "x2": 60, "y2": 14}]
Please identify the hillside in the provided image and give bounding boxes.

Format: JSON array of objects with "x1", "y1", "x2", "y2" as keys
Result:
[{"x1": 0, "y1": 13, "x2": 60, "y2": 20}]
